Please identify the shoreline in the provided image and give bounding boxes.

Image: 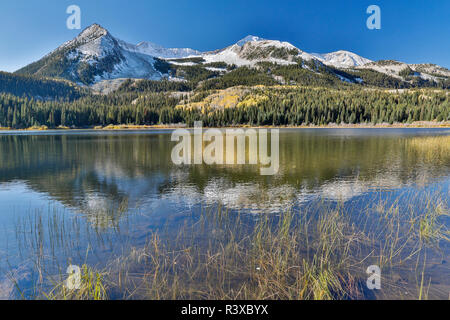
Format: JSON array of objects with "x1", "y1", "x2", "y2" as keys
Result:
[{"x1": 0, "y1": 121, "x2": 449, "y2": 132}]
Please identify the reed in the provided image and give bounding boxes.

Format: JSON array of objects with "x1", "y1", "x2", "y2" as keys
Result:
[{"x1": 408, "y1": 136, "x2": 450, "y2": 163}]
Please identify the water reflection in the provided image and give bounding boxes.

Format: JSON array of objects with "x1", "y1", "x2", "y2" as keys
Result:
[
  {"x1": 0, "y1": 129, "x2": 449, "y2": 219},
  {"x1": 0, "y1": 129, "x2": 449, "y2": 299}
]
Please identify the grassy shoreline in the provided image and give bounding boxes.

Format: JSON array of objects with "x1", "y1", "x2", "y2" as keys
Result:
[{"x1": 0, "y1": 121, "x2": 449, "y2": 132}]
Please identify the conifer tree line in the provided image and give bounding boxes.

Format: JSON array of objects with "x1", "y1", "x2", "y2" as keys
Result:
[
  {"x1": 0, "y1": 71, "x2": 83, "y2": 100},
  {"x1": 0, "y1": 87, "x2": 448, "y2": 128}
]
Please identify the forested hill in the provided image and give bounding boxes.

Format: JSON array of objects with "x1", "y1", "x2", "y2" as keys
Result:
[
  {"x1": 0, "y1": 72, "x2": 84, "y2": 101},
  {"x1": 1, "y1": 84, "x2": 448, "y2": 129}
]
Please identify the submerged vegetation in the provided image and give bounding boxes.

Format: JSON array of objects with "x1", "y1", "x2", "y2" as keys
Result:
[{"x1": 8, "y1": 190, "x2": 449, "y2": 300}]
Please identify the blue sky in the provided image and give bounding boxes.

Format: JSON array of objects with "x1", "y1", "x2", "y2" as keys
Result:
[{"x1": 0, "y1": 0, "x2": 449, "y2": 72}]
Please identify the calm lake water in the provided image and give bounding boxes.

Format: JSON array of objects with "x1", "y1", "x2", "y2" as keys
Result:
[{"x1": 0, "y1": 128, "x2": 449, "y2": 299}]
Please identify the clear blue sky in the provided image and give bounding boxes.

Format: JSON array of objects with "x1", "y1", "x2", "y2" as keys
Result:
[{"x1": 0, "y1": 0, "x2": 449, "y2": 72}]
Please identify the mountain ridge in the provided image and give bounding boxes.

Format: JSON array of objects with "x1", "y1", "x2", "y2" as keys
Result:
[{"x1": 15, "y1": 23, "x2": 450, "y2": 88}]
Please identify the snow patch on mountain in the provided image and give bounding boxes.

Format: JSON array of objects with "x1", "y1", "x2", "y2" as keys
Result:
[
  {"x1": 358, "y1": 60, "x2": 408, "y2": 79},
  {"x1": 410, "y1": 64, "x2": 450, "y2": 78},
  {"x1": 95, "y1": 50, "x2": 160, "y2": 82},
  {"x1": 357, "y1": 60, "x2": 449, "y2": 82},
  {"x1": 312, "y1": 50, "x2": 372, "y2": 68},
  {"x1": 202, "y1": 48, "x2": 250, "y2": 66},
  {"x1": 127, "y1": 41, "x2": 201, "y2": 59}
]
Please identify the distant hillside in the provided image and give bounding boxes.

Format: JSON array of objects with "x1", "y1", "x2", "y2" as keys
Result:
[{"x1": 0, "y1": 72, "x2": 83, "y2": 100}]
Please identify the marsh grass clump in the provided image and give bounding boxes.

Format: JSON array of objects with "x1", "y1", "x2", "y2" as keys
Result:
[
  {"x1": 416, "y1": 202, "x2": 450, "y2": 244},
  {"x1": 106, "y1": 208, "x2": 365, "y2": 300},
  {"x1": 101, "y1": 202, "x2": 437, "y2": 300}
]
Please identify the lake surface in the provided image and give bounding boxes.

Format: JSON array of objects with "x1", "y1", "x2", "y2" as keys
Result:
[{"x1": 0, "y1": 128, "x2": 449, "y2": 299}]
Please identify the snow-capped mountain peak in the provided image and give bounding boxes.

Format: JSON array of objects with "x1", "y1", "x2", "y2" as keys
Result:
[
  {"x1": 55, "y1": 23, "x2": 123, "y2": 61},
  {"x1": 236, "y1": 35, "x2": 264, "y2": 46},
  {"x1": 203, "y1": 36, "x2": 317, "y2": 67},
  {"x1": 133, "y1": 41, "x2": 201, "y2": 59},
  {"x1": 77, "y1": 23, "x2": 109, "y2": 40},
  {"x1": 18, "y1": 24, "x2": 162, "y2": 85},
  {"x1": 60, "y1": 24, "x2": 111, "y2": 51},
  {"x1": 312, "y1": 50, "x2": 372, "y2": 68}
]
